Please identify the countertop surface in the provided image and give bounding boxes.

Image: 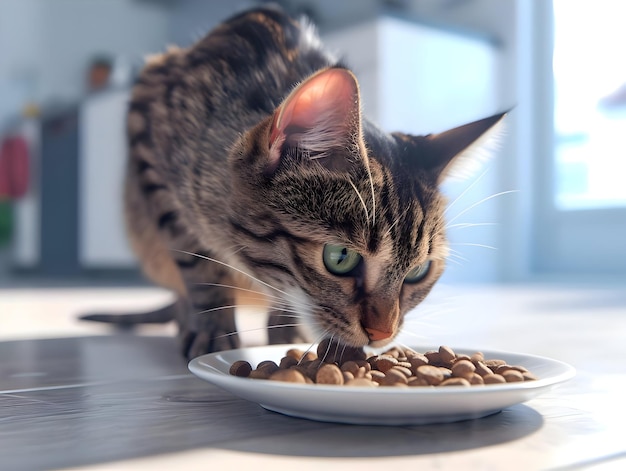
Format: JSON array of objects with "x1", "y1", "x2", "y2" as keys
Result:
[{"x1": 1, "y1": 282, "x2": 626, "y2": 470}]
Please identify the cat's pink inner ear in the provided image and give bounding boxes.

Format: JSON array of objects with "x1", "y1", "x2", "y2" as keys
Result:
[{"x1": 269, "y1": 68, "x2": 359, "y2": 152}]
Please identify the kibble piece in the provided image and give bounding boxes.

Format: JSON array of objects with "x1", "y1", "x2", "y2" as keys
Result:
[
  {"x1": 342, "y1": 371, "x2": 355, "y2": 382},
  {"x1": 375, "y1": 355, "x2": 398, "y2": 373},
  {"x1": 522, "y1": 372, "x2": 538, "y2": 381},
  {"x1": 474, "y1": 361, "x2": 493, "y2": 377},
  {"x1": 249, "y1": 368, "x2": 272, "y2": 379},
  {"x1": 257, "y1": 360, "x2": 279, "y2": 371},
  {"x1": 279, "y1": 355, "x2": 298, "y2": 369},
  {"x1": 229, "y1": 360, "x2": 252, "y2": 377},
  {"x1": 451, "y1": 359, "x2": 476, "y2": 379},
  {"x1": 438, "y1": 345, "x2": 456, "y2": 365},
  {"x1": 340, "y1": 361, "x2": 361, "y2": 376},
  {"x1": 345, "y1": 378, "x2": 377, "y2": 387},
  {"x1": 407, "y1": 376, "x2": 431, "y2": 387},
  {"x1": 286, "y1": 348, "x2": 305, "y2": 360},
  {"x1": 441, "y1": 377, "x2": 471, "y2": 387},
  {"x1": 454, "y1": 354, "x2": 472, "y2": 363},
  {"x1": 424, "y1": 351, "x2": 442, "y2": 366},
  {"x1": 315, "y1": 364, "x2": 344, "y2": 385},
  {"x1": 369, "y1": 370, "x2": 386, "y2": 384},
  {"x1": 483, "y1": 373, "x2": 507, "y2": 384},
  {"x1": 269, "y1": 368, "x2": 307, "y2": 383},
  {"x1": 470, "y1": 352, "x2": 485, "y2": 363},
  {"x1": 380, "y1": 368, "x2": 409, "y2": 386},
  {"x1": 416, "y1": 364, "x2": 445, "y2": 385},
  {"x1": 468, "y1": 373, "x2": 485, "y2": 385},
  {"x1": 502, "y1": 370, "x2": 525, "y2": 383},
  {"x1": 355, "y1": 366, "x2": 369, "y2": 379},
  {"x1": 484, "y1": 359, "x2": 507, "y2": 369},
  {"x1": 390, "y1": 365, "x2": 413, "y2": 378},
  {"x1": 408, "y1": 353, "x2": 429, "y2": 373},
  {"x1": 438, "y1": 367, "x2": 453, "y2": 379}
]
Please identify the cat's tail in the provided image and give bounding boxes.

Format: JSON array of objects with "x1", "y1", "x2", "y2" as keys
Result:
[{"x1": 79, "y1": 300, "x2": 180, "y2": 327}]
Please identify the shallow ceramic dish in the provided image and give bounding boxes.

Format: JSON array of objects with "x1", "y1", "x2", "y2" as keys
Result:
[{"x1": 188, "y1": 344, "x2": 575, "y2": 425}]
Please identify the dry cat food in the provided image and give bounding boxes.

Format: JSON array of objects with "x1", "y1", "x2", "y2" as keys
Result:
[{"x1": 229, "y1": 340, "x2": 538, "y2": 387}]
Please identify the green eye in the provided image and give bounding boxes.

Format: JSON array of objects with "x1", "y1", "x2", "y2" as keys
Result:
[
  {"x1": 323, "y1": 244, "x2": 362, "y2": 276},
  {"x1": 404, "y1": 260, "x2": 431, "y2": 283}
]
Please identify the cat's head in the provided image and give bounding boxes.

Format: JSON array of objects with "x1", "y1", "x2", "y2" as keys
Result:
[{"x1": 230, "y1": 67, "x2": 505, "y2": 348}]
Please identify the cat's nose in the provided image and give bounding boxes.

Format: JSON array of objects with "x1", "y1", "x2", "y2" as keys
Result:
[{"x1": 365, "y1": 327, "x2": 393, "y2": 341}]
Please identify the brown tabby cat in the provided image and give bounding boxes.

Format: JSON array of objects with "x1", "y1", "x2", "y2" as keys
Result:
[{"x1": 83, "y1": 6, "x2": 505, "y2": 359}]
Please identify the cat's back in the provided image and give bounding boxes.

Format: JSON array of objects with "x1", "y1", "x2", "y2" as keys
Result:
[{"x1": 127, "y1": 6, "x2": 334, "y2": 168}]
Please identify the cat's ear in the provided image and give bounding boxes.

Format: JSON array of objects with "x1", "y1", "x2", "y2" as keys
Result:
[
  {"x1": 416, "y1": 112, "x2": 507, "y2": 182},
  {"x1": 267, "y1": 67, "x2": 361, "y2": 173}
]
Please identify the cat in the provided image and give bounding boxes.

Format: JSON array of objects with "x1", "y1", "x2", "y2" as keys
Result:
[{"x1": 82, "y1": 5, "x2": 505, "y2": 359}]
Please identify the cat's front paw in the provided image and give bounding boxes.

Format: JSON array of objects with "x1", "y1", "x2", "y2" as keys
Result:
[{"x1": 178, "y1": 325, "x2": 240, "y2": 359}]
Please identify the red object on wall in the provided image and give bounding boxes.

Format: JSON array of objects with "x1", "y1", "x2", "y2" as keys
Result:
[{"x1": 0, "y1": 136, "x2": 30, "y2": 199}]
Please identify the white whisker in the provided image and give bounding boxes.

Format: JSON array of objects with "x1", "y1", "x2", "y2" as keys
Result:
[
  {"x1": 446, "y1": 222, "x2": 498, "y2": 230},
  {"x1": 172, "y1": 249, "x2": 300, "y2": 302},
  {"x1": 449, "y1": 242, "x2": 498, "y2": 251},
  {"x1": 193, "y1": 282, "x2": 283, "y2": 302},
  {"x1": 444, "y1": 168, "x2": 490, "y2": 215},
  {"x1": 446, "y1": 190, "x2": 518, "y2": 226}
]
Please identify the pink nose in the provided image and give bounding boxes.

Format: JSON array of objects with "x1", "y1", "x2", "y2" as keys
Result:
[{"x1": 365, "y1": 327, "x2": 393, "y2": 341}]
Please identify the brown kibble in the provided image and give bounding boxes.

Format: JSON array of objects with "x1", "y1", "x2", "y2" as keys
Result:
[
  {"x1": 438, "y1": 367, "x2": 453, "y2": 379},
  {"x1": 229, "y1": 360, "x2": 252, "y2": 377},
  {"x1": 279, "y1": 355, "x2": 298, "y2": 369},
  {"x1": 416, "y1": 364, "x2": 444, "y2": 385},
  {"x1": 249, "y1": 368, "x2": 272, "y2": 379},
  {"x1": 483, "y1": 373, "x2": 507, "y2": 384},
  {"x1": 494, "y1": 364, "x2": 513, "y2": 375},
  {"x1": 522, "y1": 371, "x2": 538, "y2": 381},
  {"x1": 454, "y1": 354, "x2": 471, "y2": 363},
  {"x1": 340, "y1": 361, "x2": 361, "y2": 376},
  {"x1": 355, "y1": 366, "x2": 368, "y2": 378},
  {"x1": 369, "y1": 370, "x2": 385, "y2": 384},
  {"x1": 375, "y1": 355, "x2": 398, "y2": 373},
  {"x1": 438, "y1": 345, "x2": 456, "y2": 365},
  {"x1": 269, "y1": 368, "x2": 307, "y2": 383},
  {"x1": 451, "y1": 359, "x2": 476, "y2": 379},
  {"x1": 380, "y1": 368, "x2": 409, "y2": 386},
  {"x1": 470, "y1": 352, "x2": 485, "y2": 363},
  {"x1": 257, "y1": 360, "x2": 279, "y2": 371},
  {"x1": 408, "y1": 353, "x2": 429, "y2": 373},
  {"x1": 315, "y1": 364, "x2": 344, "y2": 385},
  {"x1": 474, "y1": 361, "x2": 493, "y2": 377},
  {"x1": 424, "y1": 351, "x2": 442, "y2": 365},
  {"x1": 286, "y1": 348, "x2": 305, "y2": 360},
  {"x1": 390, "y1": 365, "x2": 413, "y2": 378},
  {"x1": 468, "y1": 373, "x2": 484, "y2": 385},
  {"x1": 502, "y1": 370, "x2": 525, "y2": 383},
  {"x1": 484, "y1": 359, "x2": 507, "y2": 369},
  {"x1": 383, "y1": 347, "x2": 403, "y2": 358},
  {"x1": 231, "y1": 344, "x2": 537, "y2": 388},
  {"x1": 441, "y1": 377, "x2": 471, "y2": 387},
  {"x1": 345, "y1": 378, "x2": 377, "y2": 387},
  {"x1": 407, "y1": 376, "x2": 431, "y2": 387}
]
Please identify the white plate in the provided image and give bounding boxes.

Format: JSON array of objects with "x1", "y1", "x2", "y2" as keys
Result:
[{"x1": 188, "y1": 344, "x2": 575, "y2": 425}]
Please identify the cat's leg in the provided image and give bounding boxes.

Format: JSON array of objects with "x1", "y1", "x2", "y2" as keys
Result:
[
  {"x1": 267, "y1": 309, "x2": 310, "y2": 345},
  {"x1": 174, "y1": 250, "x2": 240, "y2": 358}
]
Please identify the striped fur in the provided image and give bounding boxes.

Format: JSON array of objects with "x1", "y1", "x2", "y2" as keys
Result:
[{"x1": 121, "y1": 6, "x2": 504, "y2": 358}]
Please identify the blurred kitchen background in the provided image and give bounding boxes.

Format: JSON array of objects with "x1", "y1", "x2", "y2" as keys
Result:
[{"x1": 1, "y1": 0, "x2": 625, "y2": 290}]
